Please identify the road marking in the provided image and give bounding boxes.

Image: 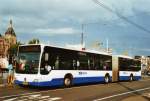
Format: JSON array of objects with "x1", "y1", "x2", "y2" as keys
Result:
[
  {"x1": 93, "y1": 87, "x2": 150, "y2": 101},
  {"x1": 48, "y1": 97, "x2": 62, "y2": 101},
  {"x1": 0, "y1": 84, "x2": 107, "y2": 99},
  {"x1": 40, "y1": 96, "x2": 50, "y2": 99},
  {"x1": 0, "y1": 92, "x2": 40, "y2": 99},
  {"x1": 143, "y1": 93, "x2": 150, "y2": 98},
  {"x1": 29, "y1": 94, "x2": 41, "y2": 98},
  {"x1": 1, "y1": 78, "x2": 150, "y2": 99},
  {"x1": 3, "y1": 94, "x2": 62, "y2": 101},
  {"x1": 3, "y1": 98, "x2": 17, "y2": 101}
]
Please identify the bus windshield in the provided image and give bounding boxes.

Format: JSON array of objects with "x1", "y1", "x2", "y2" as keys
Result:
[{"x1": 15, "y1": 45, "x2": 41, "y2": 74}]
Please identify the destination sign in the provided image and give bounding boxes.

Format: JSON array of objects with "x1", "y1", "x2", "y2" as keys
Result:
[{"x1": 19, "y1": 45, "x2": 41, "y2": 52}]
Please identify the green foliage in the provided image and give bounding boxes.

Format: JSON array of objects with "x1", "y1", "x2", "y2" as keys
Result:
[
  {"x1": 8, "y1": 41, "x2": 22, "y2": 56},
  {"x1": 28, "y1": 38, "x2": 40, "y2": 44}
]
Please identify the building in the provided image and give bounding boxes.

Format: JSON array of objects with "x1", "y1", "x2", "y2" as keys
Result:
[
  {"x1": 4, "y1": 19, "x2": 16, "y2": 46},
  {"x1": 135, "y1": 56, "x2": 150, "y2": 74},
  {"x1": 0, "y1": 35, "x2": 9, "y2": 57},
  {"x1": 0, "y1": 19, "x2": 17, "y2": 57}
]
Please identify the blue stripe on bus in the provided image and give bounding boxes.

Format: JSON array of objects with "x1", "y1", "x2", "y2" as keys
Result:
[
  {"x1": 73, "y1": 77, "x2": 107, "y2": 84},
  {"x1": 15, "y1": 76, "x2": 111, "y2": 87},
  {"x1": 14, "y1": 76, "x2": 141, "y2": 87},
  {"x1": 119, "y1": 76, "x2": 141, "y2": 81}
]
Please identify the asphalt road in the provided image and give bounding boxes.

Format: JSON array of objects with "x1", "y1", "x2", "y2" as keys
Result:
[{"x1": 0, "y1": 77, "x2": 150, "y2": 101}]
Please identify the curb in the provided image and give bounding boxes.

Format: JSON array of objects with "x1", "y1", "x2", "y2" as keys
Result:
[
  {"x1": 0, "y1": 83, "x2": 14, "y2": 87},
  {"x1": 142, "y1": 75, "x2": 150, "y2": 78}
]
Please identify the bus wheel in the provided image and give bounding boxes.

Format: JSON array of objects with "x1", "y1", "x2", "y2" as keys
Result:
[
  {"x1": 130, "y1": 74, "x2": 134, "y2": 81},
  {"x1": 64, "y1": 77, "x2": 72, "y2": 87},
  {"x1": 104, "y1": 75, "x2": 110, "y2": 83}
]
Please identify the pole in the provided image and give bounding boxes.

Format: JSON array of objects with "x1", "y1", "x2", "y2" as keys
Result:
[
  {"x1": 81, "y1": 24, "x2": 84, "y2": 47},
  {"x1": 106, "y1": 38, "x2": 109, "y2": 52}
]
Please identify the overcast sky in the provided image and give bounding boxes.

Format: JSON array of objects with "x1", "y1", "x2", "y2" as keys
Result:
[{"x1": 0, "y1": 0, "x2": 150, "y2": 56}]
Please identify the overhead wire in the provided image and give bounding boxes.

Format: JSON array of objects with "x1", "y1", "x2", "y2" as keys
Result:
[
  {"x1": 92, "y1": 0, "x2": 150, "y2": 35},
  {"x1": 91, "y1": 0, "x2": 150, "y2": 53}
]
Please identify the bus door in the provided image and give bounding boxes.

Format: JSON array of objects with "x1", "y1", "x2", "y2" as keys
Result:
[{"x1": 112, "y1": 56, "x2": 119, "y2": 82}]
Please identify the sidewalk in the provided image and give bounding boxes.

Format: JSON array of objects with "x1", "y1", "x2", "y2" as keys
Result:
[
  {"x1": 0, "y1": 77, "x2": 6, "y2": 87},
  {"x1": 0, "y1": 78, "x2": 14, "y2": 87},
  {"x1": 0, "y1": 72, "x2": 10, "y2": 87}
]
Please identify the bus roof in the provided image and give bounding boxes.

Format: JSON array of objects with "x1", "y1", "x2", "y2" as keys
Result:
[
  {"x1": 19, "y1": 44, "x2": 112, "y2": 56},
  {"x1": 115, "y1": 55, "x2": 133, "y2": 59}
]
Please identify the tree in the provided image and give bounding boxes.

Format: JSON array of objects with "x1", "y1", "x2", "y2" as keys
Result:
[
  {"x1": 8, "y1": 41, "x2": 22, "y2": 56},
  {"x1": 28, "y1": 38, "x2": 40, "y2": 44},
  {"x1": 8, "y1": 41, "x2": 22, "y2": 63}
]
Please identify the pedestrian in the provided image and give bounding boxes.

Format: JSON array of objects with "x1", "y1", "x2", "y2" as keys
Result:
[
  {"x1": 7, "y1": 64, "x2": 13, "y2": 86},
  {"x1": 0, "y1": 56, "x2": 8, "y2": 85}
]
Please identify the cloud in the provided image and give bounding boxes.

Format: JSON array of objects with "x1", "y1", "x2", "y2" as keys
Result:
[
  {"x1": 0, "y1": 0, "x2": 150, "y2": 55},
  {"x1": 0, "y1": 0, "x2": 150, "y2": 21},
  {"x1": 0, "y1": 0, "x2": 133, "y2": 24},
  {"x1": 34, "y1": 27, "x2": 80, "y2": 36},
  {"x1": 0, "y1": 0, "x2": 150, "y2": 36}
]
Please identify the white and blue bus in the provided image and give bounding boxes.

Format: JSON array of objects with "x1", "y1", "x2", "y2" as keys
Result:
[
  {"x1": 14, "y1": 44, "x2": 141, "y2": 87},
  {"x1": 116, "y1": 55, "x2": 141, "y2": 81}
]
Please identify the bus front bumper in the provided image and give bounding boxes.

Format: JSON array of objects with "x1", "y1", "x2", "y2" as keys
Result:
[
  {"x1": 14, "y1": 78, "x2": 64, "y2": 87},
  {"x1": 14, "y1": 80, "x2": 40, "y2": 86}
]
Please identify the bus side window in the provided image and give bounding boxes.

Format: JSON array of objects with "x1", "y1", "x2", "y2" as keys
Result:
[
  {"x1": 55, "y1": 56, "x2": 59, "y2": 70},
  {"x1": 94, "y1": 57, "x2": 100, "y2": 70},
  {"x1": 90, "y1": 59, "x2": 94, "y2": 70},
  {"x1": 77, "y1": 60, "x2": 80, "y2": 70},
  {"x1": 88, "y1": 59, "x2": 90, "y2": 70},
  {"x1": 73, "y1": 60, "x2": 77, "y2": 70},
  {"x1": 99, "y1": 60, "x2": 103, "y2": 70},
  {"x1": 44, "y1": 53, "x2": 49, "y2": 61},
  {"x1": 103, "y1": 62, "x2": 108, "y2": 70}
]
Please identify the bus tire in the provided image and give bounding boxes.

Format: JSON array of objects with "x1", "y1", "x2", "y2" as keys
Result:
[
  {"x1": 130, "y1": 74, "x2": 134, "y2": 81},
  {"x1": 64, "y1": 77, "x2": 72, "y2": 87},
  {"x1": 104, "y1": 74, "x2": 110, "y2": 84}
]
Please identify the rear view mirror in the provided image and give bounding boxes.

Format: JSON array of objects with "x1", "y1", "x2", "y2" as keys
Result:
[{"x1": 45, "y1": 53, "x2": 49, "y2": 61}]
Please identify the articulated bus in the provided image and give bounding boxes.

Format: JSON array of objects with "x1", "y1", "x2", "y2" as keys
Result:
[
  {"x1": 14, "y1": 44, "x2": 141, "y2": 87},
  {"x1": 112, "y1": 55, "x2": 141, "y2": 82}
]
